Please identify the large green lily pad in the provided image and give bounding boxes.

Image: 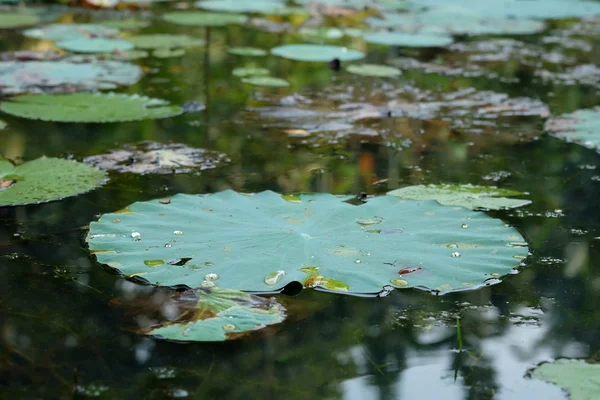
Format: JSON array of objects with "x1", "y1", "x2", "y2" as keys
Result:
[
  {"x1": 531, "y1": 359, "x2": 600, "y2": 400},
  {"x1": 56, "y1": 38, "x2": 134, "y2": 54},
  {"x1": 364, "y1": 32, "x2": 454, "y2": 47},
  {"x1": 0, "y1": 93, "x2": 183, "y2": 123},
  {"x1": 163, "y1": 11, "x2": 248, "y2": 27},
  {"x1": 545, "y1": 108, "x2": 600, "y2": 151},
  {"x1": 127, "y1": 34, "x2": 205, "y2": 50},
  {"x1": 196, "y1": 0, "x2": 305, "y2": 15},
  {"x1": 241, "y1": 76, "x2": 290, "y2": 87},
  {"x1": 87, "y1": 191, "x2": 528, "y2": 295},
  {"x1": 146, "y1": 287, "x2": 285, "y2": 342},
  {"x1": 271, "y1": 44, "x2": 365, "y2": 62},
  {"x1": 387, "y1": 184, "x2": 531, "y2": 210},
  {"x1": 0, "y1": 13, "x2": 40, "y2": 29},
  {"x1": 23, "y1": 24, "x2": 119, "y2": 41},
  {"x1": 0, "y1": 157, "x2": 106, "y2": 206},
  {"x1": 228, "y1": 47, "x2": 267, "y2": 56},
  {"x1": 0, "y1": 60, "x2": 143, "y2": 95},
  {"x1": 346, "y1": 64, "x2": 402, "y2": 77}
]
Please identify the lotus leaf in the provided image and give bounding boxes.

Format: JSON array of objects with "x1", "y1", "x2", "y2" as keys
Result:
[
  {"x1": 127, "y1": 34, "x2": 205, "y2": 50},
  {"x1": 83, "y1": 142, "x2": 227, "y2": 174},
  {"x1": 228, "y1": 47, "x2": 267, "y2": 56},
  {"x1": 0, "y1": 60, "x2": 143, "y2": 95},
  {"x1": 387, "y1": 184, "x2": 531, "y2": 210},
  {"x1": 0, "y1": 13, "x2": 40, "y2": 29},
  {"x1": 364, "y1": 32, "x2": 453, "y2": 47},
  {"x1": 152, "y1": 48, "x2": 186, "y2": 59},
  {"x1": 23, "y1": 24, "x2": 119, "y2": 41},
  {"x1": 0, "y1": 93, "x2": 183, "y2": 123},
  {"x1": 146, "y1": 288, "x2": 285, "y2": 342},
  {"x1": 87, "y1": 191, "x2": 528, "y2": 295},
  {"x1": 241, "y1": 76, "x2": 290, "y2": 87},
  {"x1": 346, "y1": 64, "x2": 401, "y2": 77},
  {"x1": 163, "y1": 11, "x2": 248, "y2": 27},
  {"x1": 531, "y1": 359, "x2": 600, "y2": 400},
  {"x1": 0, "y1": 157, "x2": 106, "y2": 206},
  {"x1": 232, "y1": 67, "x2": 270, "y2": 77},
  {"x1": 56, "y1": 38, "x2": 134, "y2": 54},
  {"x1": 545, "y1": 108, "x2": 600, "y2": 151},
  {"x1": 271, "y1": 44, "x2": 365, "y2": 62},
  {"x1": 196, "y1": 0, "x2": 305, "y2": 15}
]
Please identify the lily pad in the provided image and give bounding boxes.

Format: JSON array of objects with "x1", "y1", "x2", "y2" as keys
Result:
[
  {"x1": 271, "y1": 44, "x2": 365, "y2": 62},
  {"x1": 0, "y1": 157, "x2": 106, "y2": 206},
  {"x1": 163, "y1": 11, "x2": 248, "y2": 27},
  {"x1": 127, "y1": 34, "x2": 205, "y2": 50},
  {"x1": 241, "y1": 76, "x2": 289, "y2": 87},
  {"x1": 87, "y1": 191, "x2": 528, "y2": 295},
  {"x1": 146, "y1": 287, "x2": 285, "y2": 342},
  {"x1": 0, "y1": 120, "x2": 6, "y2": 130},
  {"x1": 196, "y1": 0, "x2": 304, "y2": 15},
  {"x1": 0, "y1": 13, "x2": 40, "y2": 29},
  {"x1": 531, "y1": 359, "x2": 600, "y2": 400},
  {"x1": 56, "y1": 38, "x2": 134, "y2": 54},
  {"x1": 152, "y1": 48, "x2": 186, "y2": 59},
  {"x1": 97, "y1": 19, "x2": 150, "y2": 30},
  {"x1": 227, "y1": 47, "x2": 267, "y2": 56},
  {"x1": 83, "y1": 142, "x2": 228, "y2": 174},
  {"x1": 0, "y1": 60, "x2": 143, "y2": 95},
  {"x1": 106, "y1": 50, "x2": 149, "y2": 61},
  {"x1": 232, "y1": 67, "x2": 270, "y2": 77},
  {"x1": 23, "y1": 24, "x2": 119, "y2": 41},
  {"x1": 346, "y1": 64, "x2": 402, "y2": 77},
  {"x1": 387, "y1": 184, "x2": 531, "y2": 210},
  {"x1": 0, "y1": 93, "x2": 183, "y2": 123},
  {"x1": 364, "y1": 31, "x2": 453, "y2": 47},
  {"x1": 545, "y1": 108, "x2": 600, "y2": 151}
]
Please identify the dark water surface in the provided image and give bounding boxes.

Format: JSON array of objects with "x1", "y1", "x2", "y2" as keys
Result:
[{"x1": 1, "y1": 6, "x2": 600, "y2": 400}]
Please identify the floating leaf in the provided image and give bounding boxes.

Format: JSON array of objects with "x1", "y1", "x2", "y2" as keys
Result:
[
  {"x1": 163, "y1": 11, "x2": 248, "y2": 27},
  {"x1": 227, "y1": 47, "x2": 267, "y2": 56},
  {"x1": 531, "y1": 359, "x2": 600, "y2": 400},
  {"x1": 127, "y1": 34, "x2": 205, "y2": 50},
  {"x1": 0, "y1": 13, "x2": 40, "y2": 29},
  {"x1": 146, "y1": 287, "x2": 285, "y2": 342},
  {"x1": 387, "y1": 184, "x2": 531, "y2": 210},
  {"x1": 241, "y1": 76, "x2": 289, "y2": 87},
  {"x1": 152, "y1": 48, "x2": 186, "y2": 59},
  {"x1": 196, "y1": 0, "x2": 305, "y2": 15},
  {"x1": 56, "y1": 38, "x2": 134, "y2": 54},
  {"x1": 346, "y1": 63, "x2": 401, "y2": 77},
  {"x1": 232, "y1": 67, "x2": 270, "y2": 77},
  {"x1": 0, "y1": 93, "x2": 183, "y2": 123},
  {"x1": 0, "y1": 50, "x2": 62, "y2": 62},
  {"x1": 87, "y1": 191, "x2": 528, "y2": 295},
  {"x1": 106, "y1": 50, "x2": 149, "y2": 61},
  {"x1": 84, "y1": 142, "x2": 228, "y2": 174},
  {"x1": 0, "y1": 60, "x2": 143, "y2": 95},
  {"x1": 364, "y1": 32, "x2": 453, "y2": 47},
  {"x1": 23, "y1": 24, "x2": 119, "y2": 41},
  {"x1": 271, "y1": 44, "x2": 365, "y2": 62},
  {"x1": 545, "y1": 108, "x2": 600, "y2": 151},
  {"x1": 97, "y1": 19, "x2": 150, "y2": 30},
  {"x1": 0, "y1": 157, "x2": 106, "y2": 206},
  {"x1": 0, "y1": 120, "x2": 6, "y2": 130}
]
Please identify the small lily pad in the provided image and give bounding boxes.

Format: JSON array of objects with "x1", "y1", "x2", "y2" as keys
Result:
[
  {"x1": 84, "y1": 142, "x2": 228, "y2": 174},
  {"x1": 153, "y1": 48, "x2": 186, "y2": 59},
  {"x1": 271, "y1": 44, "x2": 365, "y2": 62},
  {"x1": 364, "y1": 31, "x2": 454, "y2": 47},
  {"x1": 23, "y1": 24, "x2": 119, "y2": 41},
  {"x1": 0, "y1": 157, "x2": 106, "y2": 206},
  {"x1": 227, "y1": 47, "x2": 267, "y2": 56},
  {"x1": 127, "y1": 34, "x2": 205, "y2": 50},
  {"x1": 146, "y1": 287, "x2": 285, "y2": 342},
  {"x1": 241, "y1": 76, "x2": 289, "y2": 87},
  {"x1": 232, "y1": 67, "x2": 270, "y2": 77},
  {"x1": 387, "y1": 184, "x2": 531, "y2": 210},
  {"x1": 0, "y1": 93, "x2": 183, "y2": 123},
  {"x1": 0, "y1": 13, "x2": 40, "y2": 29},
  {"x1": 531, "y1": 359, "x2": 600, "y2": 400},
  {"x1": 346, "y1": 64, "x2": 402, "y2": 77},
  {"x1": 97, "y1": 19, "x2": 150, "y2": 30},
  {"x1": 106, "y1": 50, "x2": 149, "y2": 61},
  {"x1": 545, "y1": 108, "x2": 600, "y2": 151},
  {"x1": 56, "y1": 38, "x2": 134, "y2": 54},
  {"x1": 163, "y1": 11, "x2": 248, "y2": 27}
]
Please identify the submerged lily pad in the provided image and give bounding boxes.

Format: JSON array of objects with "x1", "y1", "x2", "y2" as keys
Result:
[
  {"x1": 87, "y1": 191, "x2": 528, "y2": 295},
  {"x1": 147, "y1": 287, "x2": 285, "y2": 342},
  {"x1": 271, "y1": 44, "x2": 365, "y2": 62},
  {"x1": 227, "y1": 47, "x2": 267, "y2": 56},
  {"x1": 364, "y1": 32, "x2": 453, "y2": 47},
  {"x1": 388, "y1": 184, "x2": 530, "y2": 210},
  {"x1": 531, "y1": 359, "x2": 600, "y2": 400},
  {"x1": 0, "y1": 93, "x2": 183, "y2": 123},
  {"x1": 84, "y1": 142, "x2": 228, "y2": 174},
  {"x1": 23, "y1": 24, "x2": 119, "y2": 41},
  {"x1": 0, "y1": 157, "x2": 106, "y2": 206},
  {"x1": 346, "y1": 64, "x2": 402, "y2": 77},
  {"x1": 127, "y1": 34, "x2": 205, "y2": 50},
  {"x1": 232, "y1": 67, "x2": 270, "y2": 77},
  {"x1": 241, "y1": 76, "x2": 289, "y2": 87},
  {"x1": 0, "y1": 13, "x2": 40, "y2": 29},
  {"x1": 545, "y1": 108, "x2": 600, "y2": 151},
  {"x1": 0, "y1": 60, "x2": 143, "y2": 95},
  {"x1": 163, "y1": 11, "x2": 248, "y2": 27},
  {"x1": 56, "y1": 38, "x2": 134, "y2": 54}
]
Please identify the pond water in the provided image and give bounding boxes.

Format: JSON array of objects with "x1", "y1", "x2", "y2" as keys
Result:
[{"x1": 1, "y1": 2, "x2": 600, "y2": 399}]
